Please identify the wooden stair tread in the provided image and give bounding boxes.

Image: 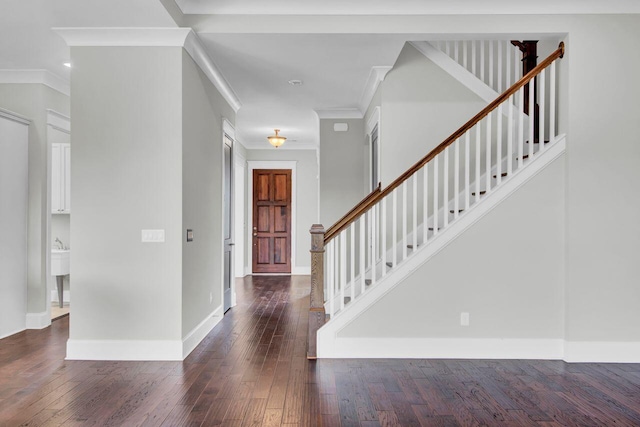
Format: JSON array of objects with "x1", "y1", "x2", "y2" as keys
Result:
[
  {"x1": 493, "y1": 172, "x2": 508, "y2": 178},
  {"x1": 449, "y1": 209, "x2": 464, "y2": 214},
  {"x1": 526, "y1": 139, "x2": 550, "y2": 144},
  {"x1": 428, "y1": 227, "x2": 441, "y2": 231},
  {"x1": 471, "y1": 190, "x2": 486, "y2": 196},
  {"x1": 386, "y1": 262, "x2": 393, "y2": 268}
]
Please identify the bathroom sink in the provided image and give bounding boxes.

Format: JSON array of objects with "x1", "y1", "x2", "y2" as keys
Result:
[{"x1": 51, "y1": 249, "x2": 70, "y2": 276}]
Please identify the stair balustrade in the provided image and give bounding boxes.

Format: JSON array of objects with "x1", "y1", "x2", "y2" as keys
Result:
[{"x1": 308, "y1": 42, "x2": 565, "y2": 359}]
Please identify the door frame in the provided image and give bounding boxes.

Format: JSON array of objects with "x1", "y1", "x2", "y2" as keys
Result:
[
  {"x1": 247, "y1": 161, "x2": 297, "y2": 274},
  {"x1": 366, "y1": 106, "x2": 381, "y2": 191},
  {"x1": 222, "y1": 119, "x2": 236, "y2": 309}
]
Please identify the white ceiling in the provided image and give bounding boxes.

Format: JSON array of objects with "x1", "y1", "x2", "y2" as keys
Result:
[
  {"x1": 200, "y1": 34, "x2": 407, "y2": 148},
  {"x1": 3, "y1": 0, "x2": 640, "y2": 150},
  {"x1": 176, "y1": 0, "x2": 640, "y2": 15}
]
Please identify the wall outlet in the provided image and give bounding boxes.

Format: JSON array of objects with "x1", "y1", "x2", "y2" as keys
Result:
[{"x1": 460, "y1": 312, "x2": 470, "y2": 326}]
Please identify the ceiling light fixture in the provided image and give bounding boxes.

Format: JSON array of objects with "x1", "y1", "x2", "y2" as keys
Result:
[
  {"x1": 267, "y1": 129, "x2": 286, "y2": 148},
  {"x1": 63, "y1": 62, "x2": 71, "y2": 68},
  {"x1": 288, "y1": 79, "x2": 303, "y2": 86}
]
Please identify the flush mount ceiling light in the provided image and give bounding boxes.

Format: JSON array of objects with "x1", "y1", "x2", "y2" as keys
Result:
[
  {"x1": 267, "y1": 129, "x2": 286, "y2": 148},
  {"x1": 288, "y1": 79, "x2": 303, "y2": 86}
]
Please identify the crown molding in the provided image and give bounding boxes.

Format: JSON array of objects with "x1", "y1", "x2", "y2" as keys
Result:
[
  {"x1": 315, "y1": 108, "x2": 363, "y2": 120},
  {"x1": 0, "y1": 107, "x2": 31, "y2": 125},
  {"x1": 53, "y1": 28, "x2": 242, "y2": 112},
  {"x1": 47, "y1": 110, "x2": 71, "y2": 133},
  {"x1": 53, "y1": 27, "x2": 192, "y2": 46},
  {"x1": 183, "y1": 32, "x2": 242, "y2": 112},
  {"x1": 0, "y1": 69, "x2": 70, "y2": 97},
  {"x1": 359, "y1": 66, "x2": 391, "y2": 113}
]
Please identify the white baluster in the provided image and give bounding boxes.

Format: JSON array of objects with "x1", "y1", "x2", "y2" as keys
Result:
[
  {"x1": 518, "y1": 88, "x2": 524, "y2": 169},
  {"x1": 454, "y1": 138, "x2": 460, "y2": 219},
  {"x1": 486, "y1": 111, "x2": 492, "y2": 191},
  {"x1": 498, "y1": 40, "x2": 503, "y2": 92},
  {"x1": 412, "y1": 174, "x2": 418, "y2": 250},
  {"x1": 514, "y1": 43, "x2": 520, "y2": 86},
  {"x1": 349, "y1": 223, "x2": 355, "y2": 301},
  {"x1": 507, "y1": 94, "x2": 514, "y2": 176},
  {"x1": 381, "y1": 197, "x2": 387, "y2": 277},
  {"x1": 480, "y1": 41, "x2": 485, "y2": 84},
  {"x1": 471, "y1": 41, "x2": 477, "y2": 75},
  {"x1": 463, "y1": 41, "x2": 468, "y2": 70},
  {"x1": 475, "y1": 125, "x2": 481, "y2": 202},
  {"x1": 489, "y1": 41, "x2": 494, "y2": 89},
  {"x1": 528, "y1": 77, "x2": 535, "y2": 159},
  {"x1": 433, "y1": 155, "x2": 439, "y2": 235},
  {"x1": 445, "y1": 41, "x2": 451, "y2": 56},
  {"x1": 392, "y1": 189, "x2": 398, "y2": 267},
  {"x1": 539, "y1": 68, "x2": 546, "y2": 153},
  {"x1": 402, "y1": 182, "x2": 407, "y2": 260},
  {"x1": 454, "y1": 41, "x2": 459, "y2": 63},
  {"x1": 506, "y1": 40, "x2": 511, "y2": 88},
  {"x1": 549, "y1": 61, "x2": 556, "y2": 144},
  {"x1": 443, "y1": 146, "x2": 449, "y2": 227},
  {"x1": 359, "y1": 215, "x2": 365, "y2": 294},
  {"x1": 422, "y1": 164, "x2": 429, "y2": 244},
  {"x1": 340, "y1": 231, "x2": 346, "y2": 310},
  {"x1": 328, "y1": 240, "x2": 334, "y2": 317},
  {"x1": 370, "y1": 208, "x2": 376, "y2": 285},
  {"x1": 464, "y1": 132, "x2": 470, "y2": 211},
  {"x1": 496, "y1": 104, "x2": 503, "y2": 184}
]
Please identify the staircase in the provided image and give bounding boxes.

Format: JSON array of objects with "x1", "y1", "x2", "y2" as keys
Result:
[{"x1": 308, "y1": 41, "x2": 566, "y2": 359}]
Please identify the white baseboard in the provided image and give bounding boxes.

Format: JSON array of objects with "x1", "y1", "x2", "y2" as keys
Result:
[
  {"x1": 0, "y1": 327, "x2": 26, "y2": 340},
  {"x1": 564, "y1": 341, "x2": 640, "y2": 363},
  {"x1": 292, "y1": 266, "x2": 311, "y2": 275},
  {"x1": 26, "y1": 312, "x2": 51, "y2": 330},
  {"x1": 66, "y1": 339, "x2": 183, "y2": 361},
  {"x1": 317, "y1": 337, "x2": 564, "y2": 360},
  {"x1": 51, "y1": 290, "x2": 71, "y2": 303},
  {"x1": 182, "y1": 305, "x2": 223, "y2": 359}
]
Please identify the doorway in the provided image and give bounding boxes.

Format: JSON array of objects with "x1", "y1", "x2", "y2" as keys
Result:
[
  {"x1": 252, "y1": 169, "x2": 292, "y2": 273},
  {"x1": 223, "y1": 132, "x2": 234, "y2": 312}
]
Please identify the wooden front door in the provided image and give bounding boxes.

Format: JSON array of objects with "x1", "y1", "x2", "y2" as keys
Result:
[{"x1": 252, "y1": 169, "x2": 292, "y2": 273}]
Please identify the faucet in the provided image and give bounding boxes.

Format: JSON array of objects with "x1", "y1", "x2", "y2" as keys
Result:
[{"x1": 54, "y1": 237, "x2": 65, "y2": 250}]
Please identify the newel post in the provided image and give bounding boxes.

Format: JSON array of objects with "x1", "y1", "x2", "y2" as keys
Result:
[{"x1": 307, "y1": 224, "x2": 326, "y2": 360}]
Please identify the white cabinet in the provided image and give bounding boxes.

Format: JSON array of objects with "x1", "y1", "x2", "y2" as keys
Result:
[{"x1": 52, "y1": 143, "x2": 71, "y2": 214}]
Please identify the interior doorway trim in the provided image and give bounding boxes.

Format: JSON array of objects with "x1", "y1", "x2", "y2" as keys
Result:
[
  {"x1": 366, "y1": 106, "x2": 381, "y2": 191},
  {"x1": 247, "y1": 161, "x2": 298, "y2": 275}
]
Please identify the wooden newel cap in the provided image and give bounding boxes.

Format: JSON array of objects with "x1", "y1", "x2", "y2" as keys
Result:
[
  {"x1": 310, "y1": 224, "x2": 325, "y2": 234},
  {"x1": 559, "y1": 41, "x2": 565, "y2": 58}
]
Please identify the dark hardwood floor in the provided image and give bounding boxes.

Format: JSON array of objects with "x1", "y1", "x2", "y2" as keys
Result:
[{"x1": 1, "y1": 275, "x2": 640, "y2": 426}]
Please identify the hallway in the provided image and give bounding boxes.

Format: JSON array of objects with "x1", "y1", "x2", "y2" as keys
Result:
[{"x1": 1, "y1": 276, "x2": 640, "y2": 426}]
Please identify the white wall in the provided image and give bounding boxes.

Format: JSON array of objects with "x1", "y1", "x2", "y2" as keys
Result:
[
  {"x1": 69, "y1": 47, "x2": 184, "y2": 349},
  {"x1": 378, "y1": 43, "x2": 486, "y2": 186},
  {"x1": 245, "y1": 149, "x2": 319, "y2": 273},
  {"x1": 340, "y1": 156, "x2": 565, "y2": 342},
  {"x1": 181, "y1": 49, "x2": 236, "y2": 337},
  {"x1": 0, "y1": 84, "x2": 69, "y2": 318},
  {"x1": 319, "y1": 118, "x2": 366, "y2": 226},
  {"x1": 0, "y1": 112, "x2": 29, "y2": 338}
]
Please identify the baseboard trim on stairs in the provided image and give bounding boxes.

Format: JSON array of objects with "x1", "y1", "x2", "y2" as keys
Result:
[{"x1": 318, "y1": 337, "x2": 564, "y2": 360}]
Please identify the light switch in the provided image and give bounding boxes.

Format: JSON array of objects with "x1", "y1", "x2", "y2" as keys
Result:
[{"x1": 141, "y1": 229, "x2": 165, "y2": 243}]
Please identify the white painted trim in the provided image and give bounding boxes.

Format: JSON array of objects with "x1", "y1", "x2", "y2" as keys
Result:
[
  {"x1": 318, "y1": 136, "x2": 567, "y2": 356},
  {"x1": 0, "y1": 107, "x2": 31, "y2": 125},
  {"x1": 315, "y1": 108, "x2": 363, "y2": 119},
  {"x1": 222, "y1": 118, "x2": 236, "y2": 140},
  {"x1": 366, "y1": 106, "x2": 381, "y2": 190},
  {"x1": 564, "y1": 341, "x2": 640, "y2": 363},
  {"x1": 46, "y1": 110, "x2": 70, "y2": 133},
  {"x1": 51, "y1": 290, "x2": 71, "y2": 303},
  {"x1": 0, "y1": 69, "x2": 70, "y2": 97},
  {"x1": 319, "y1": 337, "x2": 564, "y2": 359},
  {"x1": 292, "y1": 266, "x2": 311, "y2": 275},
  {"x1": 182, "y1": 305, "x2": 223, "y2": 358},
  {"x1": 359, "y1": 66, "x2": 391, "y2": 113},
  {"x1": 53, "y1": 27, "x2": 192, "y2": 47},
  {"x1": 247, "y1": 161, "x2": 297, "y2": 274},
  {"x1": 184, "y1": 32, "x2": 242, "y2": 112},
  {"x1": 242, "y1": 143, "x2": 318, "y2": 150},
  {"x1": 365, "y1": 106, "x2": 380, "y2": 136},
  {"x1": 66, "y1": 339, "x2": 183, "y2": 361},
  {"x1": 25, "y1": 312, "x2": 51, "y2": 330},
  {"x1": 0, "y1": 328, "x2": 26, "y2": 340},
  {"x1": 222, "y1": 131, "x2": 234, "y2": 310},
  {"x1": 53, "y1": 28, "x2": 242, "y2": 112},
  {"x1": 410, "y1": 41, "x2": 500, "y2": 104}
]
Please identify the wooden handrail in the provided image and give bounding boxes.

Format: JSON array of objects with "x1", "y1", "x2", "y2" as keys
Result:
[
  {"x1": 324, "y1": 183, "x2": 381, "y2": 241},
  {"x1": 324, "y1": 42, "x2": 564, "y2": 244}
]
